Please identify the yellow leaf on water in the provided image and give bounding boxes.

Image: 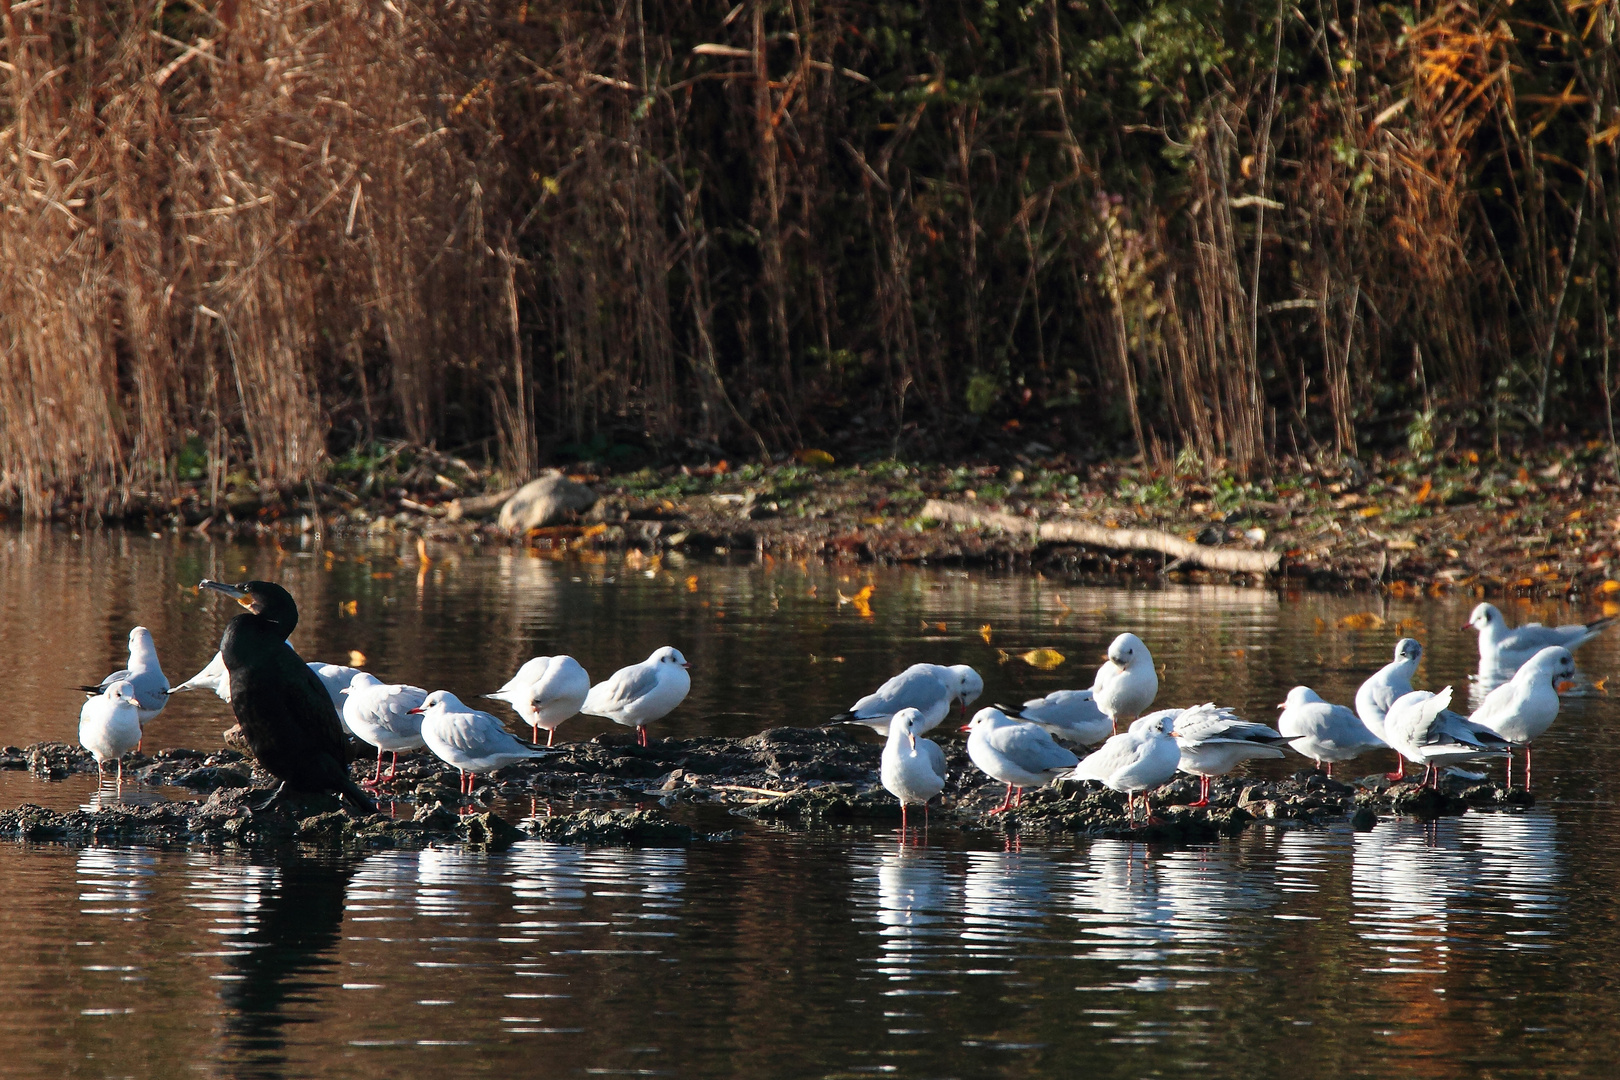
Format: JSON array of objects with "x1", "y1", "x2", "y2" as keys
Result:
[
  {"x1": 1601, "y1": 579, "x2": 1620, "y2": 594},
  {"x1": 1394, "y1": 617, "x2": 1426, "y2": 635},
  {"x1": 1020, "y1": 648, "x2": 1066, "y2": 669},
  {"x1": 979, "y1": 623, "x2": 994, "y2": 644},
  {"x1": 686, "y1": 575, "x2": 699, "y2": 592},
  {"x1": 348, "y1": 650, "x2": 367, "y2": 666},
  {"x1": 338, "y1": 600, "x2": 358, "y2": 616},
  {"x1": 1336, "y1": 612, "x2": 1387, "y2": 630}
]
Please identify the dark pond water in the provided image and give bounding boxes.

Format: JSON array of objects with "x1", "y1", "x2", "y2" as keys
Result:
[{"x1": 2, "y1": 525, "x2": 1618, "y2": 1078}]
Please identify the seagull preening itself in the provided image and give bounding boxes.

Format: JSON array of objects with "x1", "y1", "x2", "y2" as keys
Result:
[
  {"x1": 174, "y1": 649, "x2": 365, "y2": 713},
  {"x1": 198, "y1": 580, "x2": 376, "y2": 815},
  {"x1": 963, "y1": 707, "x2": 1079, "y2": 813},
  {"x1": 1170, "y1": 703, "x2": 1288, "y2": 807},
  {"x1": 581, "y1": 647, "x2": 691, "y2": 747},
  {"x1": 1468, "y1": 645, "x2": 1574, "y2": 791},
  {"x1": 880, "y1": 707, "x2": 947, "y2": 831},
  {"x1": 828, "y1": 663, "x2": 983, "y2": 735},
  {"x1": 78, "y1": 626, "x2": 169, "y2": 751},
  {"x1": 1092, "y1": 633, "x2": 1158, "y2": 734},
  {"x1": 1382, "y1": 686, "x2": 1510, "y2": 789},
  {"x1": 341, "y1": 673, "x2": 428, "y2": 788},
  {"x1": 1070, "y1": 712, "x2": 1180, "y2": 825},
  {"x1": 1355, "y1": 637, "x2": 1424, "y2": 781},
  {"x1": 79, "y1": 679, "x2": 143, "y2": 793},
  {"x1": 411, "y1": 690, "x2": 548, "y2": 799},
  {"x1": 1466, "y1": 602, "x2": 1614, "y2": 674},
  {"x1": 1278, "y1": 686, "x2": 1385, "y2": 778},
  {"x1": 486, "y1": 655, "x2": 590, "y2": 746},
  {"x1": 997, "y1": 689, "x2": 1112, "y2": 747}
]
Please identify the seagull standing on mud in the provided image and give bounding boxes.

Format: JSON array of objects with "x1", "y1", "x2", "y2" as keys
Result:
[
  {"x1": 79, "y1": 679, "x2": 143, "y2": 793},
  {"x1": 829, "y1": 663, "x2": 982, "y2": 735},
  {"x1": 1355, "y1": 638, "x2": 1423, "y2": 781},
  {"x1": 1071, "y1": 712, "x2": 1180, "y2": 824},
  {"x1": 1169, "y1": 703, "x2": 1289, "y2": 807},
  {"x1": 1092, "y1": 633, "x2": 1158, "y2": 734},
  {"x1": 342, "y1": 673, "x2": 429, "y2": 788},
  {"x1": 79, "y1": 626, "x2": 169, "y2": 751},
  {"x1": 880, "y1": 707, "x2": 947, "y2": 830},
  {"x1": 487, "y1": 655, "x2": 591, "y2": 746},
  {"x1": 1278, "y1": 686, "x2": 1384, "y2": 777},
  {"x1": 963, "y1": 707, "x2": 1079, "y2": 813},
  {"x1": 198, "y1": 580, "x2": 375, "y2": 815},
  {"x1": 582, "y1": 647, "x2": 691, "y2": 746},
  {"x1": 412, "y1": 690, "x2": 548, "y2": 800},
  {"x1": 1468, "y1": 645, "x2": 1574, "y2": 791},
  {"x1": 1383, "y1": 686, "x2": 1510, "y2": 789}
]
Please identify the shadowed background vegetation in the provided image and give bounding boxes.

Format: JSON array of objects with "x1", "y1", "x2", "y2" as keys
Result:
[{"x1": 1, "y1": 0, "x2": 1617, "y2": 514}]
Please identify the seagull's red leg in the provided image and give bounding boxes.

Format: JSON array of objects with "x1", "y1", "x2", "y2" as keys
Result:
[
  {"x1": 1505, "y1": 751, "x2": 1513, "y2": 792},
  {"x1": 1385, "y1": 756, "x2": 1406, "y2": 782},
  {"x1": 1525, "y1": 744, "x2": 1533, "y2": 793},
  {"x1": 532, "y1": 723, "x2": 541, "y2": 743},
  {"x1": 1187, "y1": 775, "x2": 1211, "y2": 809},
  {"x1": 1014, "y1": 787, "x2": 1024, "y2": 808},
  {"x1": 547, "y1": 729, "x2": 555, "y2": 748},
  {"x1": 900, "y1": 803, "x2": 908, "y2": 833},
  {"x1": 387, "y1": 751, "x2": 400, "y2": 783},
  {"x1": 988, "y1": 784, "x2": 1015, "y2": 815}
]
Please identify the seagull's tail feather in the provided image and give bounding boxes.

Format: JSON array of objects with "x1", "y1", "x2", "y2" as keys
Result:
[
  {"x1": 824, "y1": 711, "x2": 863, "y2": 727},
  {"x1": 1586, "y1": 615, "x2": 1619, "y2": 637},
  {"x1": 73, "y1": 684, "x2": 105, "y2": 695},
  {"x1": 994, "y1": 702, "x2": 1030, "y2": 719}
]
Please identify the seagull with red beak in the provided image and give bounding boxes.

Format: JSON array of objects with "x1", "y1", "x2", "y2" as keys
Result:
[
  {"x1": 1468, "y1": 645, "x2": 1574, "y2": 791},
  {"x1": 581, "y1": 647, "x2": 692, "y2": 747}
]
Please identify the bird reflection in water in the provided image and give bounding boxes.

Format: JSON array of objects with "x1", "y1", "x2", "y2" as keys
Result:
[
  {"x1": 206, "y1": 855, "x2": 357, "y2": 1079},
  {"x1": 864, "y1": 846, "x2": 953, "y2": 986}
]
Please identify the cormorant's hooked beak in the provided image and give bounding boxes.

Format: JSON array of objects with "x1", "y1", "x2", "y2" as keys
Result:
[{"x1": 200, "y1": 579, "x2": 255, "y2": 610}]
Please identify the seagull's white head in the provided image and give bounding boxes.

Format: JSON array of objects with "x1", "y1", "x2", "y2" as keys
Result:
[
  {"x1": 343, "y1": 672, "x2": 382, "y2": 695},
  {"x1": 1281, "y1": 685, "x2": 1323, "y2": 710},
  {"x1": 1107, "y1": 633, "x2": 1147, "y2": 668},
  {"x1": 412, "y1": 689, "x2": 464, "y2": 714},
  {"x1": 1130, "y1": 709, "x2": 1179, "y2": 736},
  {"x1": 890, "y1": 707, "x2": 927, "y2": 749},
  {"x1": 128, "y1": 626, "x2": 159, "y2": 663},
  {"x1": 962, "y1": 706, "x2": 1012, "y2": 734},
  {"x1": 650, "y1": 646, "x2": 691, "y2": 670},
  {"x1": 106, "y1": 679, "x2": 139, "y2": 705},
  {"x1": 1467, "y1": 603, "x2": 1501, "y2": 632},
  {"x1": 1395, "y1": 637, "x2": 1423, "y2": 664},
  {"x1": 1524, "y1": 645, "x2": 1575, "y2": 687},
  {"x1": 948, "y1": 665, "x2": 984, "y2": 709}
]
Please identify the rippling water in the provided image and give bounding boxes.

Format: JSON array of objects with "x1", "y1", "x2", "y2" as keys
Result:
[{"x1": 0, "y1": 525, "x2": 1615, "y2": 1077}]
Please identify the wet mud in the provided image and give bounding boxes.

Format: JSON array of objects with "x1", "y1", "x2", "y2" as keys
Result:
[{"x1": 0, "y1": 727, "x2": 1538, "y2": 851}]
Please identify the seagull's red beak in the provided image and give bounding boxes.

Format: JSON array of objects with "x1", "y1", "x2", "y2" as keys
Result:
[
  {"x1": 958, "y1": 724, "x2": 971, "y2": 732},
  {"x1": 680, "y1": 662, "x2": 692, "y2": 670},
  {"x1": 1556, "y1": 680, "x2": 1575, "y2": 694},
  {"x1": 407, "y1": 707, "x2": 424, "y2": 714},
  {"x1": 907, "y1": 733, "x2": 916, "y2": 750}
]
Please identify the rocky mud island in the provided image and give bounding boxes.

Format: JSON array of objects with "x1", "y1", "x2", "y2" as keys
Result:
[{"x1": 0, "y1": 726, "x2": 1534, "y2": 852}]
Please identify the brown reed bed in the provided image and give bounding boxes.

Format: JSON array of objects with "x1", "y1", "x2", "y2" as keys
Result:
[{"x1": 0, "y1": 0, "x2": 1615, "y2": 518}]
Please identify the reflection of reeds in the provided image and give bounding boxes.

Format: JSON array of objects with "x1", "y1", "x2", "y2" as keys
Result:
[{"x1": 1, "y1": 1, "x2": 1616, "y2": 513}]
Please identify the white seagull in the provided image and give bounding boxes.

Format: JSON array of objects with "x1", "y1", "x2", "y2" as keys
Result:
[
  {"x1": 1355, "y1": 637, "x2": 1424, "y2": 781},
  {"x1": 1092, "y1": 633, "x2": 1158, "y2": 734},
  {"x1": 581, "y1": 647, "x2": 692, "y2": 746},
  {"x1": 308, "y1": 663, "x2": 366, "y2": 711},
  {"x1": 998, "y1": 689, "x2": 1112, "y2": 746},
  {"x1": 1468, "y1": 645, "x2": 1574, "y2": 791},
  {"x1": 880, "y1": 708, "x2": 948, "y2": 830},
  {"x1": 828, "y1": 663, "x2": 981, "y2": 735},
  {"x1": 963, "y1": 707, "x2": 1079, "y2": 813},
  {"x1": 1467, "y1": 602, "x2": 1614, "y2": 673},
  {"x1": 79, "y1": 679, "x2": 144, "y2": 792},
  {"x1": 486, "y1": 655, "x2": 591, "y2": 746},
  {"x1": 342, "y1": 673, "x2": 429, "y2": 788},
  {"x1": 1170, "y1": 703, "x2": 1289, "y2": 807},
  {"x1": 411, "y1": 690, "x2": 548, "y2": 797},
  {"x1": 1070, "y1": 712, "x2": 1181, "y2": 824},
  {"x1": 79, "y1": 627, "x2": 170, "y2": 750},
  {"x1": 1383, "y1": 687, "x2": 1510, "y2": 789},
  {"x1": 1278, "y1": 686, "x2": 1385, "y2": 778}
]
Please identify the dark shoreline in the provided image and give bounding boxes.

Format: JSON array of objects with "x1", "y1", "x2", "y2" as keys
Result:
[{"x1": 0, "y1": 728, "x2": 1534, "y2": 851}]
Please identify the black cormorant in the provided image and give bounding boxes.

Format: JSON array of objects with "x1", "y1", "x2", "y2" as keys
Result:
[{"x1": 200, "y1": 579, "x2": 375, "y2": 814}]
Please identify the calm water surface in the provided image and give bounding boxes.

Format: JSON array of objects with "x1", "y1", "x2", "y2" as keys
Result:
[{"x1": 1, "y1": 526, "x2": 1617, "y2": 1078}]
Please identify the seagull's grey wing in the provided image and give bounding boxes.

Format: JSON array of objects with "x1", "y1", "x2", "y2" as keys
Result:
[
  {"x1": 920, "y1": 737, "x2": 948, "y2": 781},
  {"x1": 856, "y1": 668, "x2": 948, "y2": 716},
  {"x1": 589, "y1": 664, "x2": 662, "y2": 713},
  {"x1": 1433, "y1": 709, "x2": 1510, "y2": 747},
  {"x1": 443, "y1": 710, "x2": 528, "y2": 756},
  {"x1": 1073, "y1": 734, "x2": 1143, "y2": 781},
  {"x1": 988, "y1": 723, "x2": 1080, "y2": 771},
  {"x1": 1494, "y1": 624, "x2": 1562, "y2": 654}
]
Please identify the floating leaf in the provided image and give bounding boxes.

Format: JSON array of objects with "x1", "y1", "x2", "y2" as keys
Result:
[
  {"x1": 1020, "y1": 648, "x2": 1066, "y2": 669},
  {"x1": 838, "y1": 584, "x2": 875, "y2": 617},
  {"x1": 1601, "y1": 579, "x2": 1620, "y2": 594},
  {"x1": 1394, "y1": 617, "x2": 1426, "y2": 635},
  {"x1": 686, "y1": 575, "x2": 699, "y2": 592},
  {"x1": 920, "y1": 620, "x2": 947, "y2": 632},
  {"x1": 348, "y1": 650, "x2": 367, "y2": 666},
  {"x1": 979, "y1": 623, "x2": 993, "y2": 644},
  {"x1": 338, "y1": 600, "x2": 358, "y2": 616},
  {"x1": 1357, "y1": 506, "x2": 1383, "y2": 518},
  {"x1": 1336, "y1": 612, "x2": 1386, "y2": 630}
]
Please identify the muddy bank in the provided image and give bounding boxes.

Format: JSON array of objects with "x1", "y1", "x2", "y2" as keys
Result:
[
  {"x1": 27, "y1": 441, "x2": 1620, "y2": 598},
  {"x1": 1, "y1": 727, "x2": 1535, "y2": 850}
]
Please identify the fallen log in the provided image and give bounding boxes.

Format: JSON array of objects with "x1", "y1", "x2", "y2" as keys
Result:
[
  {"x1": 920, "y1": 499, "x2": 1282, "y2": 575},
  {"x1": 444, "y1": 488, "x2": 518, "y2": 522}
]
